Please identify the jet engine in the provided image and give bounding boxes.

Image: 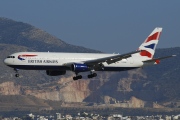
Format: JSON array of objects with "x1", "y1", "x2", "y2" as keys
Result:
[
  {"x1": 71, "y1": 63, "x2": 90, "y2": 72},
  {"x1": 46, "y1": 70, "x2": 66, "y2": 76}
]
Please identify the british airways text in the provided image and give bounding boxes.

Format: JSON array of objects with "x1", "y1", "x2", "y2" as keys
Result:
[{"x1": 28, "y1": 60, "x2": 58, "y2": 64}]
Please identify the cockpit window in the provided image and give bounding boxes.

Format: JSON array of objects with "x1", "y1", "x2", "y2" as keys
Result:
[{"x1": 7, "y1": 56, "x2": 15, "y2": 58}]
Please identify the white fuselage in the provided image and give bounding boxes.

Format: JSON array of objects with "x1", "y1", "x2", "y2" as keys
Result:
[{"x1": 4, "y1": 52, "x2": 144, "y2": 71}]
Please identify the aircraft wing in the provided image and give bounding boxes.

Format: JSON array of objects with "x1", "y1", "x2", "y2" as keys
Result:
[{"x1": 84, "y1": 50, "x2": 141, "y2": 65}]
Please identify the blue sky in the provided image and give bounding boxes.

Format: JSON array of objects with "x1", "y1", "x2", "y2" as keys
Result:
[{"x1": 0, "y1": 1, "x2": 179, "y2": 53}]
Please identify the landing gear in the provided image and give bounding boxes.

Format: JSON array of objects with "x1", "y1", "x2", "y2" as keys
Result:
[
  {"x1": 15, "y1": 73, "x2": 19, "y2": 77},
  {"x1": 73, "y1": 71, "x2": 97, "y2": 80},
  {"x1": 14, "y1": 68, "x2": 19, "y2": 77},
  {"x1": 73, "y1": 75, "x2": 82, "y2": 80},
  {"x1": 73, "y1": 72, "x2": 82, "y2": 81},
  {"x1": 87, "y1": 73, "x2": 97, "y2": 78}
]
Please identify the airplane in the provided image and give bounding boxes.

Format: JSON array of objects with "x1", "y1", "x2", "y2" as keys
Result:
[{"x1": 4, "y1": 27, "x2": 175, "y2": 80}]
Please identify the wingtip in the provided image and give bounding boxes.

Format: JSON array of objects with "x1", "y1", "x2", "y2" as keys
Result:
[{"x1": 172, "y1": 55, "x2": 177, "y2": 57}]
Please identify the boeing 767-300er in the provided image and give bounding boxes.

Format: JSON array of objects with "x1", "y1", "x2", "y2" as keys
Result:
[{"x1": 4, "y1": 27, "x2": 175, "y2": 80}]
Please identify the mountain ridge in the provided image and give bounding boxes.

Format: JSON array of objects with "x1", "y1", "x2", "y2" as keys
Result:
[{"x1": 0, "y1": 17, "x2": 101, "y2": 53}]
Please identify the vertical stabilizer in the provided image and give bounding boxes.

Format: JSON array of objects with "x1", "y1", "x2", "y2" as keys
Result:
[{"x1": 134, "y1": 27, "x2": 162, "y2": 60}]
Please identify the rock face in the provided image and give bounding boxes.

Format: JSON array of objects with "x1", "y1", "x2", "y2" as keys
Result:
[
  {"x1": 0, "y1": 69, "x2": 158, "y2": 108},
  {"x1": 31, "y1": 78, "x2": 92, "y2": 102},
  {"x1": 130, "y1": 96, "x2": 145, "y2": 108},
  {"x1": 0, "y1": 70, "x2": 147, "y2": 104},
  {"x1": 0, "y1": 82, "x2": 22, "y2": 95}
]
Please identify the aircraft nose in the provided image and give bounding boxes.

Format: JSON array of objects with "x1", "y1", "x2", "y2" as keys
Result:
[{"x1": 4, "y1": 58, "x2": 9, "y2": 65}]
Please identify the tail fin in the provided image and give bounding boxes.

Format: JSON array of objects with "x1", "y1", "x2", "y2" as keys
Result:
[{"x1": 134, "y1": 27, "x2": 162, "y2": 60}]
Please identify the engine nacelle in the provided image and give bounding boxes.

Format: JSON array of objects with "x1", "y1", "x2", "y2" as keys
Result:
[
  {"x1": 46, "y1": 70, "x2": 66, "y2": 76},
  {"x1": 71, "y1": 63, "x2": 89, "y2": 72}
]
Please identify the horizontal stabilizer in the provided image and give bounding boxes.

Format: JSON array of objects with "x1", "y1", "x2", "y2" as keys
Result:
[{"x1": 143, "y1": 55, "x2": 176, "y2": 64}]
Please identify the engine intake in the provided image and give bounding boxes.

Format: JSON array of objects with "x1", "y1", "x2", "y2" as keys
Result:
[{"x1": 71, "y1": 63, "x2": 89, "y2": 72}]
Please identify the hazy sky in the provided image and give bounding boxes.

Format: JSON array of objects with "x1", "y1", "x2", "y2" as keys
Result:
[{"x1": 0, "y1": 1, "x2": 179, "y2": 53}]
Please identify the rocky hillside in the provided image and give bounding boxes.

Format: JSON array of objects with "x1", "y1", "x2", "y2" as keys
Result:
[
  {"x1": 0, "y1": 17, "x2": 100, "y2": 53},
  {"x1": 0, "y1": 17, "x2": 179, "y2": 111}
]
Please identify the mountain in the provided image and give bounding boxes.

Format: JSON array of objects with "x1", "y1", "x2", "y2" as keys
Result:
[
  {"x1": 0, "y1": 17, "x2": 180, "y2": 112},
  {"x1": 0, "y1": 17, "x2": 100, "y2": 53}
]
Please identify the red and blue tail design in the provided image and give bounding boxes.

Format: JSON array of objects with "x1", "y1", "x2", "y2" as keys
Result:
[{"x1": 135, "y1": 27, "x2": 162, "y2": 60}]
